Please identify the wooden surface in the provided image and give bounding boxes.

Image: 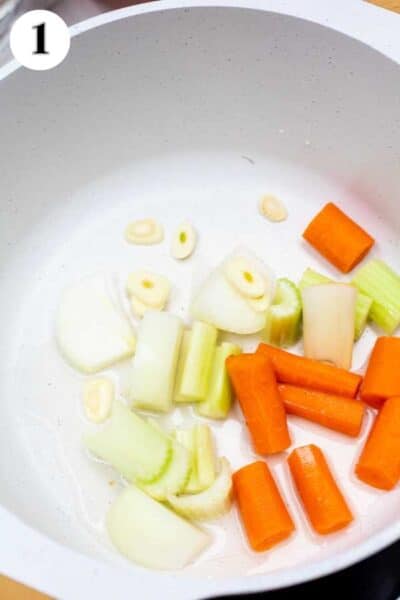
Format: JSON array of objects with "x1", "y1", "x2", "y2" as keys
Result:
[{"x1": 0, "y1": 0, "x2": 398, "y2": 598}]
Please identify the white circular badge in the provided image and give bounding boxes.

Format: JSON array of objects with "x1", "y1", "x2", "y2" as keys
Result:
[{"x1": 10, "y1": 10, "x2": 70, "y2": 71}]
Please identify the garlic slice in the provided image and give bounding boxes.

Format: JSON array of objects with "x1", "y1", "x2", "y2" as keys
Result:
[
  {"x1": 83, "y1": 377, "x2": 114, "y2": 423},
  {"x1": 171, "y1": 223, "x2": 197, "y2": 260},
  {"x1": 259, "y1": 195, "x2": 288, "y2": 222},
  {"x1": 126, "y1": 271, "x2": 170, "y2": 308},
  {"x1": 224, "y1": 256, "x2": 267, "y2": 299},
  {"x1": 125, "y1": 219, "x2": 164, "y2": 245}
]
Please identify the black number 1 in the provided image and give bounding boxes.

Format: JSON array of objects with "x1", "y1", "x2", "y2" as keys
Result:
[{"x1": 33, "y1": 23, "x2": 49, "y2": 55}]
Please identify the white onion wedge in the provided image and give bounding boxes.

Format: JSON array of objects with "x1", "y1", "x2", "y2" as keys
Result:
[
  {"x1": 302, "y1": 284, "x2": 357, "y2": 370},
  {"x1": 191, "y1": 249, "x2": 274, "y2": 334},
  {"x1": 107, "y1": 485, "x2": 210, "y2": 569},
  {"x1": 167, "y1": 457, "x2": 232, "y2": 521},
  {"x1": 56, "y1": 275, "x2": 136, "y2": 374},
  {"x1": 128, "y1": 311, "x2": 184, "y2": 412}
]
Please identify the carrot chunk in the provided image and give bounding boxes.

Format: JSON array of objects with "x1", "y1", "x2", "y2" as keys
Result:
[
  {"x1": 226, "y1": 353, "x2": 290, "y2": 454},
  {"x1": 288, "y1": 445, "x2": 353, "y2": 534},
  {"x1": 361, "y1": 337, "x2": 400, "y2": 409},
  {"x1": 356, "y1": 396, "x2": 400, "y2": 490},
  {"x1": 303, "y1": 202, "x2": 374, "y2": 273},
  {"x1": 279, "y1": 384, "x2": 365, "y2": 437},
  {"x1": 233, "y1": 461, "x2": 295, "y2": 551},
  {"x1": 257, "y1": 343, "x2": 362, "y2": 399}
]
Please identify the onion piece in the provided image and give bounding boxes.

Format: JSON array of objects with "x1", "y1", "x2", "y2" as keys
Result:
[
  {"x1": 302, "y1": 284, "x2": 357, "y2": 370},
  {"x1": 191, "y1": 249, "x2": 275, "y2": 334}
]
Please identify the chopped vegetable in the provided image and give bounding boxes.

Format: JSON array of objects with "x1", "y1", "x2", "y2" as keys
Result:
[
  {"x1": 167, "y1": 457, "x2": 232, "y2": 520},
  {"x1": 175, "y1": 425, "x2": 216, "y2": 494},
  {"x1": 258, "y1": 194, "x2": 288, "y2": 222},
  {"x1": 302, "y1": 284, "x2": 356, "y2": 370},
  {"x1": 224, "y1": 256, "x2": 267, "y2": 299},
  {"x1": 174, "y1": 330, "x2": 191, "y2": 403},
  {"x1": 124, "y1": 218, "x2": 164, "y2": 245},
  {"x1": 171, "y1": 222, "x2": 197, "y2": 259},
  {"x1": 140, "y1": 440, "x2": 191, "y2": 501},
  {"x1": 191, "y1": 250, "x2": 275, "y2": 334},
  {"x1": 83, "y1": 377, "x2": 114, "y2": 423},
  {"x1": 107, "y1": 485, "x2": 210, "y2": 569},
  {"x1": 288, "y1": 445, "x2": 353, "y2": 534},
  {"x1": 355, "y1": 396, "x2": 400, "y2": 490},
  {"x1": 179, "y1": 321, "x2": 217, "y2": 402},
  {"x1": 264, "y1": 278, "x2": 302, "y2": 347},
  {"x1": 257, "y1": 343, "x2": 362, "y2": 398},
  {"x1": 84, "y1": 401, "x2": 171, "y2": 483},
  {"x1": 303, "y1": 202, "x2": 374, "y2": 273},
  {"x1": 128, "y1": 311, "x2": 183, "y2": 412},
  {"x1": 299, "y1": 267, "x2": 372, "y2": 340},
  {"x1": 352, "y1": 259, "x2": 400, "y2": 334},
  {"x1": 196, "y1": 341, "x2": 241, "y2": 419},
  {"x1": 226, "y1": 353, "x2": 291, "y2": 454},
  {"x1": 279, "y1": 384, "x2": 365, "y2": 437},
  {"x1": 126, "y1": 270, "x2": 170, "y2": 309},
  {"x1": 56, "y1": 275, "x2": 136, "y2": 374},
  {"x1": 360, "y1": 337, "x2": 400, "y2": 408},
  {"x1": 233, "y1": 461, "x2": 295, "y2": 551}
]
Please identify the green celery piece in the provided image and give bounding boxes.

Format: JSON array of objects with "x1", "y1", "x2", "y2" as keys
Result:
[
  {"x1": 179, "y1": 321, "x2": 218, "y2": 402},
  {"x1": 84, "y1": 402, "x2": 171, "y2": 483},
  {"x1": 175, "y1": 428, "x2": 198, "y2": 493},
  {"x1": 264, "y1": 278, "x2": 302, "y2": 347},
  {"x1": 299, "y1": 268, "x2": 372, "y2": 340},
  {"x1": 139, "y1": 440, "x2": 192, "y2": 501},
  {"x1": 196, "y1": 342, "x2": 241, "y2": 419},
  {"x1": 352, "y1": 259, "x2": 400, "y2": 334},
  {"x1": 194, "y1": 424, "x2": 216, "y2": 490},
  {"x1": 175, "y1": 425, "x2": 216, "y2": 494},
  {"x1": 174, "y1": 330, "x2": 192, "y2": 403}
]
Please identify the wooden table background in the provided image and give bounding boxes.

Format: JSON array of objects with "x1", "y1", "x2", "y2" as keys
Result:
[{"x1": 0, "y1": 0, "x2": 399, "y2": 597}]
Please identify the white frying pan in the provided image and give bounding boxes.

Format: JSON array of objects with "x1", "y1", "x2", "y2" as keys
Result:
[{"x1": 0, "y1": 1, "x2": 400, "y2": 598}]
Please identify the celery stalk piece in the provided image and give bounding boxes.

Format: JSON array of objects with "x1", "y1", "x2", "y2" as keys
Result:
[
  {"x1": 175, "y1": 428, "x2": 198, "y2": 493},
  {"x1": 352, "y1": 259, "x2": 400, "y2": 334},
  {"x1": 302, "y1": 284, "x2": 357, "y2": 370},
  {"x1": 167, "y1": 458, "x2": 233, "y2": 521},
  {"x1": 107, "y1": 485, "x2": 210, "y2": 569},
  {"x1": 196, "y1": 342, "x2": 241, "y2": 419},
  {"x1": 264, "y1": 278, "x2": 302, "y2": 347},
  {"x1": 299, "y1": 268, "x2": 372, "y2": 340},
  {"x1": 174, "y1": 330, "x2": 192, "y2": 403},
  {"x1": 139, "y1": 440, "x2": 192, "y2": 501},
  {"x1": 84, "y1": 401, "x2": 171, "y2": 483},
  {"x1": 179, "y1": 321, "x2": 218, "y2": 402},
  {"x1": 195, "y1": 424, "x2": 216, "y2": 490},
  {"x1": 128, "y1": 311, "x2": 184, "y2": 412},
  {"x1": 175, "y1": 424, "x2": 216, "y2": 494}
]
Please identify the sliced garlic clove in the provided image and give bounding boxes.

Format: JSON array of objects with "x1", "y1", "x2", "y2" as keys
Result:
[
  {"x1": 83, "y1": 377, "x2": 114, "y2": 423},
  {"x1": 126, "y1": 270, "x2": 170, "y2": 308},
  {"x1": 171, "y1": 223, "x2": 197, "y2": 260},
  {"x1": 224, "y1": 256, "x2": 267, "y2": 299},
  {"x1": 248, "y1": 294, "x2": 271, "y2": 312},
  {"x1": 124, "y1": 219, "x2": 164, "y2": 245},
  {"x1": 259, "y1": 195, "x2": 288, "y2": 222}
]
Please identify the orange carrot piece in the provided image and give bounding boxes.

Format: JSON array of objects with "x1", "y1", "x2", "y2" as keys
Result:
[
  {"x1": 226, "y1": 353, "x2": 291, "y2": 455},
  {"x1": 303, "y1": 202, "x2": 374, "y2": 273},
  {"x1": 360, "y1": 337, "x2": 400, "y2": 409},
  {"x1": 233, "y1": 461, "x2": 295, "y2": 551},
  {"x1": 279, "y1": 384, "x2": 365, "y2": 437},
  {"x1": 355, "y1": 396, "x2": 400, "y2": 490},
  {"x1": 257, "y1": 343, "x2": 362, "y2": 399},
  {"x1": 289, "y1": 445, "x2": 353, "y2": 534}
]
